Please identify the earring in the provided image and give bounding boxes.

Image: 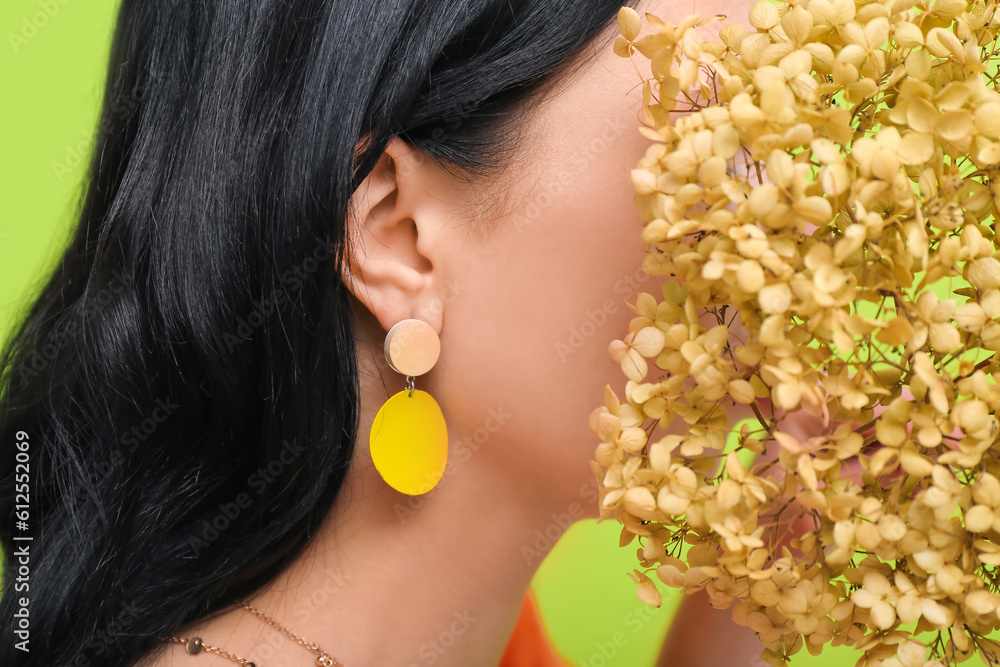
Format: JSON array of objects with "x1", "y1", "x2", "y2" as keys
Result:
[{"x1": 369, "y1": 318, "x2": 449, "y2": 495}]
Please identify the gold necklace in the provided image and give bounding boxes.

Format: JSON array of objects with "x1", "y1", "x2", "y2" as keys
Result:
[{"x1": 160, "y1": 599, "x2": 344, "y2": 667}]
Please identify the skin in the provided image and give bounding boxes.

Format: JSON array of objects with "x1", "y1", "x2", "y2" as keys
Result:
[{"x1": 145, "y1": 0, "x2": 827, "y2": 665}]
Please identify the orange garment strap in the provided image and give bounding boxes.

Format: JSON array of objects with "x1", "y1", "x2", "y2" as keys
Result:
[{"x1": 498, "y1": 588, "x2": 574, "y2": 667}]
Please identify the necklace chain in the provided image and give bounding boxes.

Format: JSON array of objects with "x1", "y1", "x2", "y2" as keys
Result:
[{"x1": 160, "y1": 599, "x2": 343, "y2": 667}]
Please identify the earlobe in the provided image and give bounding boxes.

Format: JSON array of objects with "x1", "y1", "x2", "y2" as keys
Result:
[{"x1": 342, "y1": 136, "x2": 446, "y2": 336}]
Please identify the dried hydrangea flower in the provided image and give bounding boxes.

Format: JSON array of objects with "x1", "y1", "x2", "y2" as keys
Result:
[{"x1": 593, "y1": 1, "x2": 1000, "y2": 664}]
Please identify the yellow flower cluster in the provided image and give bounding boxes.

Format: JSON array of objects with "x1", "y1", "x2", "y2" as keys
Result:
[{"x1": 591, "y1": 1, "x2": 1000, "y2": 665}]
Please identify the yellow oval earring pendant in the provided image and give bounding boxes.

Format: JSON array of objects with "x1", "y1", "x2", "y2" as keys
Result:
[{"x1": 369, "y1": 388, "x2": 448, "y2": 495}]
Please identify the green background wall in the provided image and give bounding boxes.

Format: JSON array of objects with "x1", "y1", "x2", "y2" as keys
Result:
[{"x1": 0, "y1": 2, "x2": 983, "y2": 666}]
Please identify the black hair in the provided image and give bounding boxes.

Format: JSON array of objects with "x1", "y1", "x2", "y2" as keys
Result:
[{"x1": 0, "y1": 0, "x2": 643, "y2": 665}]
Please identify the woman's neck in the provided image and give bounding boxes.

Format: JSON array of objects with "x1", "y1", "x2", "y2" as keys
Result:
[{"x1": 163, "y1": 327, "x2": 579, "y2": 667}]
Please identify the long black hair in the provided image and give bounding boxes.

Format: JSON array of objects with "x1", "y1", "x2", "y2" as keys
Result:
[{"x1": 0, "y1": 0, "x2": 642, "y2": 664}]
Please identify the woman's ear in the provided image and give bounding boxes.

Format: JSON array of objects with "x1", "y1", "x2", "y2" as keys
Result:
[{"x1": 342, "y1": 136, "x2": 450, "y2": 335}]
